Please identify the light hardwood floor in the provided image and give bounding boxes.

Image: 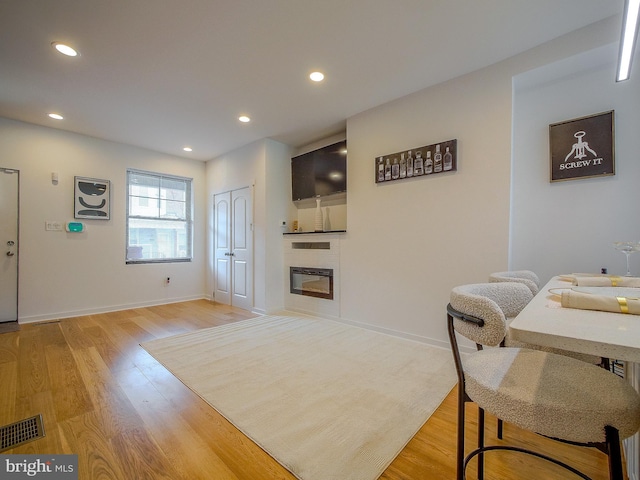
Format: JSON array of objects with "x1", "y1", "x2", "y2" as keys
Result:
[{"x1": 0, "y1": 300, "x2": 617, "y2": 479}]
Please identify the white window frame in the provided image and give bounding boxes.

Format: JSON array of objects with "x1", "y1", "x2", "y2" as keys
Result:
[{"x1": 126, "y1": 169, "x2": 193, "y2": 264}]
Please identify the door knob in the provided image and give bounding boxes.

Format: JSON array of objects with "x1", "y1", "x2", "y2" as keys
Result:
[
  {"x1": 6, "y1": 251, "x2": 14, "y2": 257},
  {"x1": 7, "y1": 241, "x2": 14, "y2": 246}
]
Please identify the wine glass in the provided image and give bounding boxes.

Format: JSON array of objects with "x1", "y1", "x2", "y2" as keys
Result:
[{"x1": 613, "y1": 241, "x2": 640, "y2": 276}]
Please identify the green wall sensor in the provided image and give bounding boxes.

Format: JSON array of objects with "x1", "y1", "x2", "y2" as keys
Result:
[{"x1": 66, "y1": 222, "x2": 84, "y2": 232}]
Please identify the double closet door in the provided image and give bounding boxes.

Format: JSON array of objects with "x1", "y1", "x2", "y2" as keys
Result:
[
  {"x1": 0, "y1": 168, "x2": 19, "y2": 323},
  {"x1": 213, "y1": 187, "x2": 253, "y2": 311}
]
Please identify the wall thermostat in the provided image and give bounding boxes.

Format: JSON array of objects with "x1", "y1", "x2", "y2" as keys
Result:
[{"x1": 66, "y1": 222, "x2": 85, "y2": 233}]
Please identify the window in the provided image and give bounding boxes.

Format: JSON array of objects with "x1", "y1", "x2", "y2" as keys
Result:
[{"x1": 126, "y1": 169, "x2": 193, "y2": 263}]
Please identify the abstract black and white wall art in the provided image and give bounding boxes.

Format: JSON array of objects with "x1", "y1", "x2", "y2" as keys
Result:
[{"x1": 74, "y1": 176, "x2": 110, "y2": 219}]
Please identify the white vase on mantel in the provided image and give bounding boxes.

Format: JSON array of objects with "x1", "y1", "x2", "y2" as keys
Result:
[{"x1": 314, "y1": 197, "x2": 324, "y2": 232}]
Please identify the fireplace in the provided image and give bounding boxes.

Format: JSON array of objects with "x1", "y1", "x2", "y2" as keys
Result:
[{"x1": 290, "y1": 267, "x2": 334, "y2": 300}]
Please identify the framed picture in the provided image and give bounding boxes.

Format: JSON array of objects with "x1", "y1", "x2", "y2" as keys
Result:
[
  {"x1": 549, "y1": 111, "x2": 614, "y2": 182},
  {"x1": 375, "y1": 139, "x2": 457, "y2": 184},
  {"x1": 74, "y1": 176, "x2": 110, "y2": 219}
]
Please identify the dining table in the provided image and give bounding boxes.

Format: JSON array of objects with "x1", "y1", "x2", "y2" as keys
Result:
[
  {"x1": 509, "y1": 274, "x2": 640, "y2": 479},
  {"x1": 509, "y1": 275, "x2": 640, "y2": 363}
]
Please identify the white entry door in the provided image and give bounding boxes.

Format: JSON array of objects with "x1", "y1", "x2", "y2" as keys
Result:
[
  {"x1": 0, "y1": 168, "x2": 19, "y2": 323},
  {"x1": 213, "y1": 187, "x2": 253, "y2": 311}
]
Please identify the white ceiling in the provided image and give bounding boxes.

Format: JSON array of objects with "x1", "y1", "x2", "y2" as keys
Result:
[{"x1": 0, "y1": 0, "x2": 622, "y2": 161}]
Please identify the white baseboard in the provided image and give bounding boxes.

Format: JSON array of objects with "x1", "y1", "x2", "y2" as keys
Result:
[{"x1": 18, "y1": 295, "x2": 209, "y2": 324}]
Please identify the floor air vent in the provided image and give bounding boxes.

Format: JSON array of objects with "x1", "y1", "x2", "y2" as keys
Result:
[{"x1": 0, "y1": 414, "x2": 45, "y2": 452}]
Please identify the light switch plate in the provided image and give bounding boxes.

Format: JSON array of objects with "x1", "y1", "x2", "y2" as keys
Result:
[{"x1": 45, "y1": 221, "x2": 64, "y2": 231}]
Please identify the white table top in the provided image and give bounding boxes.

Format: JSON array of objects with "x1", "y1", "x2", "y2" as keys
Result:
[{"x1": 509, "y1": 276, "x2": 640, "y2": 363}]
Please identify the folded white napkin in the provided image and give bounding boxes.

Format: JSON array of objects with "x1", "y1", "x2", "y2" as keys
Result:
[
  {"x1": 573, "y1": 276, "x2": 640, "y2": 287},
  {"x1": 561, "y1": 290, "x2": 640, "y2": 315},
  {"x1": 559, "y1": 273, "x2": 640, "y2": 287},
  {"x1": 559, "y1": 273, "x2": 605, "y2": 282}
]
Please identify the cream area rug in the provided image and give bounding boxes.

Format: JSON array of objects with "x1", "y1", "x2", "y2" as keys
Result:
[{"x1": 141, "y1": 315, "x2": 457, "y2": 480}]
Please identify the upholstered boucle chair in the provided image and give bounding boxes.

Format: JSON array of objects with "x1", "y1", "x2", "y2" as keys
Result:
[
  {"x1": 489, "y1": 272, "x2": 602, "y2": 366},
  {"x1": 488, "y1": 270, "x2": 540, "y2": 295},
  {"x1": 476, "y1": 279, "x2": 600, "y2": 439},
  {"x1": 447, "y1": 282, "x2": 640, "y2": 480}
]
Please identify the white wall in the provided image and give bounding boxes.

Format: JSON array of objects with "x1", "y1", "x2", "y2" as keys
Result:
[
  {"x1": 342, "y1": 67, "x2": 512, "y2": 347},
  {"x1": 336, "y1": 16, "x2": 623, "y2": 347},
  {"x1": 511, "y1": 43, "x2": 640, "y2": 283},
  {"x1": 205, "y1": 138, "x2": 292, "y2": 314},
  {"x1": 0, "y1": 118, "x2": 207, "y2": 322},
  {"x1": 264, "y1": 139, "x2": 295, "y2": 313},
  {"x1": 206, "y1": 140, "x2": 262, "y2": 309}
]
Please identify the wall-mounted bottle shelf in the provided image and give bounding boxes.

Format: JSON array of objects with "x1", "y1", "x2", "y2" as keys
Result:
[{"x1": 283, "y1": 230, "x2": 346, "y2": 236}]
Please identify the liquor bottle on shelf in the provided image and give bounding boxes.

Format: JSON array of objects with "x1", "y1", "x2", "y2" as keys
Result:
[
  {"x1": 414, "y1": 151, "x2": 424, "y2": 175},
  {"x1": 407, "y1": 150, "x2": 414, "y2": 177},
  {"x1": 377, "y1": 157, "x2": 385, "y2": 182},
  {"x1": 399, "y1": 153, "x2": 407, "y2": 178},
  {"x1": 424, "y1": 151, "x2": 433, "y2": 174},
  {"x1": 384, "y1": 158, "x2": 392, "y2": 181},
  {"x1": 391, "y1": 157, "x2": 400, "y2": 179},
  {"x1": 443, "y1": 146, "x2": 453, "y2": 171},
  {"x1": 433, "y1": 145, "x2": 443, "y2": 173}
]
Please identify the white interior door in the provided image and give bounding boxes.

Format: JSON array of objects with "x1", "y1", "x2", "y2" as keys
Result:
[
  {"x1": 230, "y1": 187, "x2": 252, "y2": 310},
  {"x1": 213, "y1": 187, "x2": 253, "y2": 310},
  {"x1": 0, "y1": 168, "x2": 19, "y2": 323},
  {"x1": 214, "y1": 192, "x2": 231, "y2": 305}
]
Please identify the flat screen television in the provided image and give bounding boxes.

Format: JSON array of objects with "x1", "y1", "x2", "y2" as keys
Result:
[{"x1": 291, "y1": 140, "x2": 347, "y2": 201}]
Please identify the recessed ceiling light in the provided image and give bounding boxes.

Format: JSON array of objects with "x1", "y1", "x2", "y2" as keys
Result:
[
  {"x1": 310, "y1": 71, "x2": 325, "y2": 82},
  {"x1": 183, "y1": 147, "x2": 193, "y2": 152},
  {"x1": 48, "y1": 113, "x2": 64, "y2": 120},
  {"x1": 239, "y1": 115, "x2": 251, "y2": 123},
  {"x1": 52, "y1": 42, "x2": 79, "y2": 57}
]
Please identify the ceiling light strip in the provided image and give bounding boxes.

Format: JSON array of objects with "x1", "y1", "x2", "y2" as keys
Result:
[{"x1": 617, "y1": 0, "x2": 640, "y2": 82}]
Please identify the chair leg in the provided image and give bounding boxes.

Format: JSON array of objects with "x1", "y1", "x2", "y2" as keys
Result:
[
  {"x1": 478, "y1": 407, "x2": 485, "y2": 480},
  {"x1": 605, "y1": 426, "x2": 623, "y2": 480},
  {"x1": 456, "y1": 386, "x2": 466, "y2": 480}
]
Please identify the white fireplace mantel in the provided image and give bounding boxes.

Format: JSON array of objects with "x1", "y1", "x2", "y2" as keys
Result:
[{"x1": 283, "y1": 233, "x2": 342, "y2": 319}]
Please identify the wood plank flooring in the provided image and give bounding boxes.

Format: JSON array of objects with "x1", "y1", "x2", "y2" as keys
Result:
[{"x1": 0, "y1": 300, "x2": 616, "y2": 479}]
